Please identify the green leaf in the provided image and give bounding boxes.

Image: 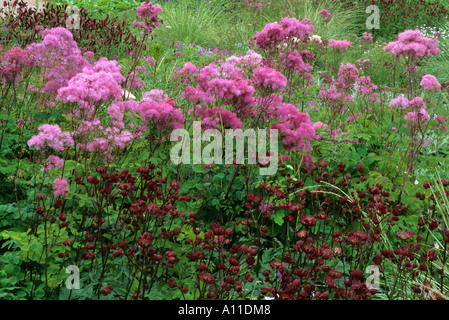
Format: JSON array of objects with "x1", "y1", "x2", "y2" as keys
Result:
[{"x1": 271, "y1": 212, "x2": 284, "y2": 226}]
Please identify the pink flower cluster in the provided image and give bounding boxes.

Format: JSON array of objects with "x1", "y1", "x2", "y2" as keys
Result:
[
  {"x1": 177, "y1": 62, "x2": 199, "y2": 77},
  {"x1": 252, "y1": 17, "x2": 316, "y2": 50},
  {"x1": 133, "y1": 1, "x2": 163, "y2": 34},
  {"x1": 328, "y1": 39, "x2": 352, "y2": 52},
  {"x1": 92, "y1": 57, "x2": 126, "y2": 84},
  {"x1": 189, "y1": 105, "x2": 242, "y2": 130},
  {"x1": 269, "y1": 103, "x2": 317, "y2": 152},
  {"x1": 181, "y1": 62, "x2": 258, "y2": 119},
  {"x1": 356, "y1": 76, "x2": 379, "y2": 102},
  {"x1": 279, "y1": 50, "x2": 314, "y2": 76},
  {"x1": 335, "y1": 63, "x2": 359, "y2": 91},
  {"x1": 383, "y1": 29, "x2": 440, "y2": 59},
  {"x1": 57, "y1": 68, "x2": 123, "y2": 113},
  {"x1": 42, "y1": 155, "x2": 64, "y2": 172},
  {"x1": 252, "y1": 67, "x2": 287, "y2": 91},
  {"x1": 0, "y1": 47, "x2": 35, "y2": 83},
  {"x1": 53, "y1": 178, "x2": 69, "y2": 197},
  {"x1": 405, "y1": 109, "x2": 430, "y2": 124},
  {"x1": 420, "y1": 74, "x2": 441, "y2": 91},
  {"x1": 27, "y1": 124, "x2": 74, "y2": 152},
  {"x1": 240, "y1": 50, "x2": 263, "y2": 69},
  {"x1": 207, "y1": 77, "x2": 256, "y2": 116},
  {"x1": 389, "y1": 95, "x2": 409, "y2": 109},
  {"x1": 244, "y1": 0, "x2": 268, "y2": 14},
  {"x1": 362, "y1": 32, "x2": 373, "y2": 43},
  {"x1": 319, "y1": 9, "x2": 332, "y2": 22},
  {"x1": 27, "y1": 27, "x2": 91, "y2": 96},
  {"x1": 318, "y1": 63, "x2": 359, "y2": 110},
  {"x1": 133, "y1": 100, "x2": 184, "y2": 131},
  {"x1": 347, "y1": 112, "x2": 362, "y2": 123},
  {"x1": 141, "y1": 89, "x2": 169, "y2": 102},
  {"x1": 389, "y1": 95, "x2": 431, "y2": 125},
  {"x1": 436, "y1": 116, "x2": 448, "y2": 132}
]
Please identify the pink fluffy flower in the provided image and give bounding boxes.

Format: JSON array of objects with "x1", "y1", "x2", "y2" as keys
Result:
[
  {"x1": 420, "y1": 74, "x2": 441, "y2": 91},
  {"x1": 389, "y1": 96, "x2": 409, "y2": 109},
  {"x1": 259, "y1": 201, "x2": 275, "y2": 215},
  {"x1": 328, "y1": 39, "x2": 352, "y2": 51},
  {"x1": 181, "y1": 86, "x2": 216, "y2": 104},
  {"x1": 301, "y1": 153, "x2": 315, "y2": 171},
  {"x1": 53, "y1": 178, "x2": 69, "y2": 197},
  {"x1": 408, "y1": 97, "x2": 426, "y2": 110},
  {"x1": 347, "y1": 112, "x2": 362, "y2": 123},
  {"x1": 436, "y1": 116, "x2": 448, "y2": 132},
  {"x1": 86, "y1": 138, "x2": 110, "y2": 153},
  {"x1": 335, "y1": 63, "x2": 359, "y2": 90},
  {"x1": 27, "y1": 124, "x2": 74, "y2": 152},
  {"x1": 319, "y1": 9, "x2": 332, "y2": 22},
  {"x1": 136, "y1": 1, "x2": 162, "y2": 19},
  {"x1": 142, "y1": 89, "x2": 168, "y2": 102},
  {"x1": 0, "y1": 47, "x2": 35, "y2": 83},
  {"x1": 362, "y1": 32, "x2": 373, "y2": 43},
  {"x1": 219, "y1": 62, "x2": 244, "y2": 79},
  {"x1": 177, "y1": 62, "x2": 199, "y2": 76},
  {"x1": 189, "y1": 105, "x2": 242, "y2": 130},
  {"x1": 92, "y1": 57, "x2": 125, "y2": 84},
  {"x1": 207, "y1": 77, "x2": 256, "y2": 116},
  {"x1": 279, "y1": 17, "x2": 316, "y2": 40},
  {"x1": 319, "y1": 9, "x2": 331, "y2": 17},
  {"x1": 252, "y1": 22, "x2": 286, "y2": 50},
  {"x1": 133, "y1": 100, "x2": 184, "y2": 130},
  {"x1": 111, "y1": 130, "x2": 133, "y2": 149},
  {"x1": 240, "y1": 50, "x2": 263, "y2": 69},
  {"x1": 279, "y1": 51, "x2": 314, "y2": 74},
  {"x1": 270, "y1": 103, "x2": 317, "y2": 151},
  {"x1": 57, "y1": 69, "x2": 123, "y2": 112},
  {"x1": 383, "y1": 29, "x2": 440, "y2": 59},
  {"x1": 27, "y1": 27, "x2": 91, "y2": 96},
  {"x1": 252, "y1": 17, "x2": 316, "y2": 50},
  {"x1": 405, "y1": 109, "x2": 430, "y2": 124},
  {"x1": 133, "y1": 1, "x2": 163, "y2": 34},
  {"x1": 42, "y1": 155, "x2": 64, "y2": 172},
  {"x1": 356, "y1": 76, "x2": 379, "y2": 102},
  {"x1": 252, "y1": 67, "x2": 287, "y2": 91}
]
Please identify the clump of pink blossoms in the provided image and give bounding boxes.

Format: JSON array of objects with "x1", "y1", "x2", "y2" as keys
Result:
[
  {"x1": 278, "y1": 50, "x2": 314, "y2": 79},
  {"x1": 252, "y1": 67, "x2": 287, "y2": 91},
  {"x1": 362, "y1": 32, "x2": 373, "y2": 43},
  {"x1": 56, "y1": 68, "x2": 123, "y2": 115},
  {"x1": 0, "y1": 47, "x2": 35, "y2": 83},
  {"x1": 269, "y1": 103, "x2": 317, "y2": 152},
  {"x1": 189, "y1": 105, "x2": 242, "y2": 130},
  {"x1": 133, "y1": 1, "x2": 163, "y2": 34},
  {"x1": 319, "y1": 9, "x2": 332, "y2": 22},
  {"x1": 133, "y1": 100, "x2": 184, "y2": 131},
  {"x1": 53, "y1": 178, "x2": 69, "y2": 197},
  {"x1": 405, "y1": 109, "x2": 430, "y2": 124},
  {"x1": 252, "y1": 17, "x2": 316, "y2": 50},
  {"x1": 420, "y1": 74, "x2": 441, "y2": 91},
  {"x1": 335, "y1": 63, "x2": 359, "y2": 91},
  {"x1": 389, "y1": 96, "x2": 410, "y2": 109},
  {"x1": 383, "y1": 29, "x2": 440, "y2": 59},
  {"x1": 27, "y1": 124, "x2": 74, "y2": 152},
  {"x1": 27, "y1": 27, "x2": 91, "y2": 96},
  {"x1": 328, "y1": 39, "x2": 352, "y2": 51},
  {"x1": 42, "y1": 155, "x2": 64, "y2": 172}
]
